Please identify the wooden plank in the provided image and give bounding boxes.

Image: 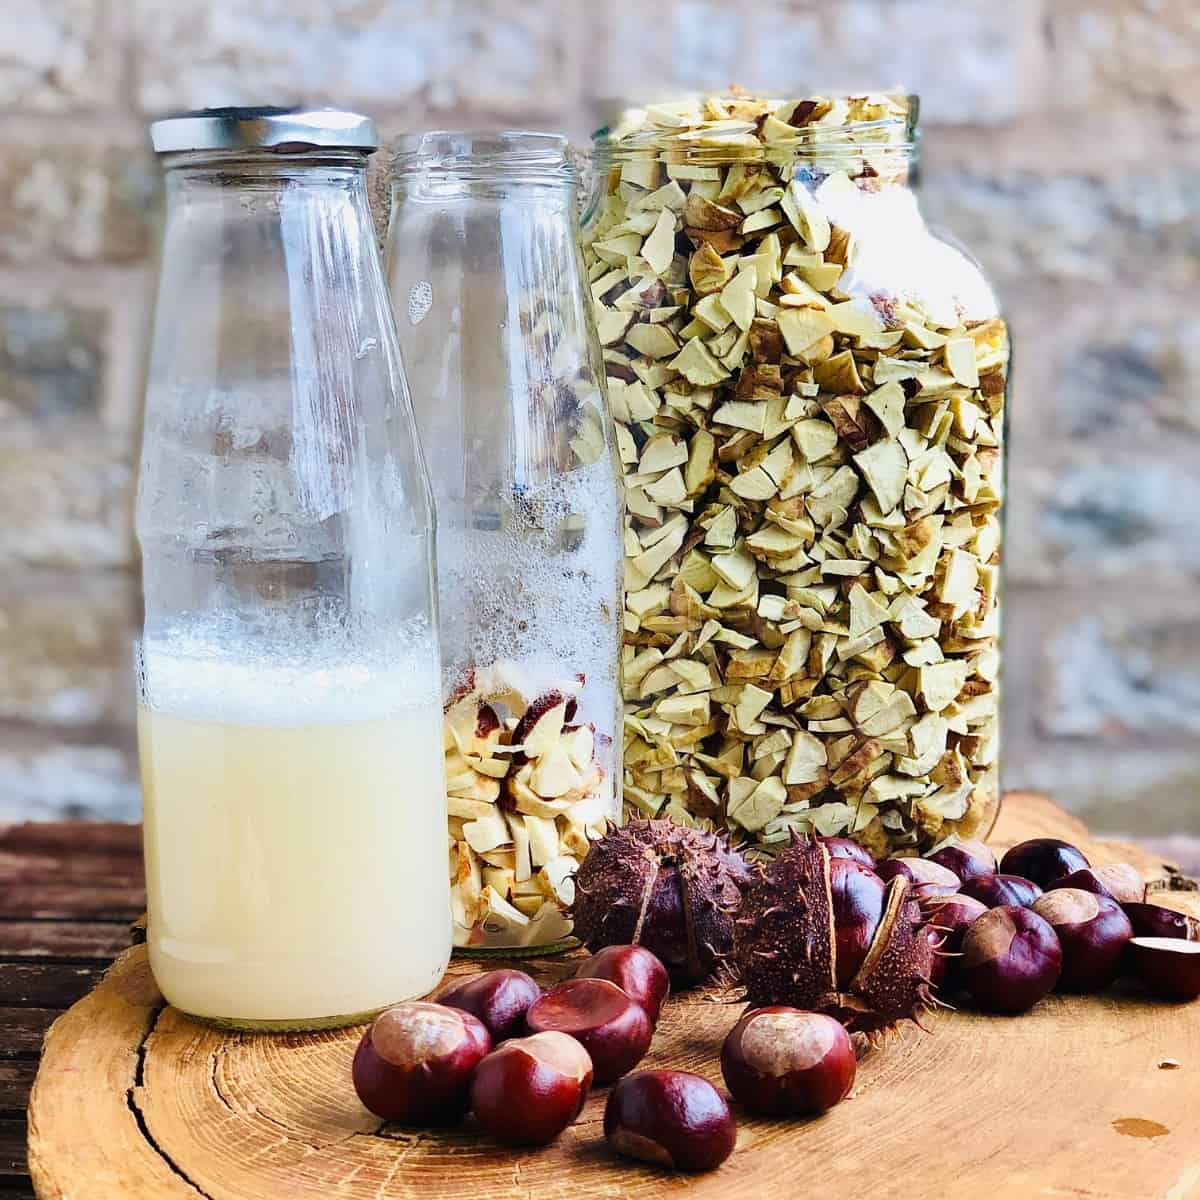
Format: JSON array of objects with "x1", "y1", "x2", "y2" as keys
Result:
[
  {"x1": 0, "y1": 1010, "x2": 62, "y2": 1059},
  {"x1": 0, "y1": 823, "x2": 144, "y2": 921},
  {"x1": 0, "y1": 963, "x2": 105, "y2": 1010},
  {"x1": 0, "y1": 885, "x2": 145, "y2": 922},
  {"x1": 25, "y1": 795, "x2": 1200, "y2": 1200},
  {"x1": 0, "y1": 1061, "x2": 36, "y2": 1113},
  {"x1": 0, "y1": 1116, "x2": 27, "y2": 1180},
  {"x1": 0, "y1": 920, "x2": 132, "y2": 960}
]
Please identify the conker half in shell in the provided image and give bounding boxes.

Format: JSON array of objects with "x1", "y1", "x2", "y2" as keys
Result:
[
  {"x1": 734, "y1": 836, "x2": 937, "y2": 1035},
  {"x1": 721, "y1": 1007, "x2": 856, "y2": 1117},
  {"x1": 526, "y1": 978, "x2": 653, "y2": 1084},
  {"x1": 576, "y1": 945, "x2": 670, "y2": 1023},
  {"x1": 1050, "y1": 864, "x2": 1146, "y2": 906},
  {"x1": 830, "y1": 858, "x2": 887, "y2": 987},
  {"x1": 470, "y1": 1031, "x2": 592, "y2": 1146},
  {"x1": 352, "y1": 1002, "x2": 491, "y2": 1124},
  {"x1": 999, "y1": 838, "x2": 1089, "y2": 889},
  {"x1": 605, "y1": 1070, "x2": 736, "y2": 1172},
  {"x1": 1032, "y1": 888, "x2": 1133, "y2": 992},
  {"x1": 571, "y1": 820, "x2": 751, "y2": 984},
  {"x1": 928, "y1": 840, "x2": 996, "y2": 884},
  {"x1": 438, "y1": 969, "x2": 541, "y2": 1042},
  {"x1": 961, "y1": 873, "x2": 1043, "y2": 910},
  {"x1": 876, "y1": 857, "x2": 960, "y2": 898},
  {"x1": 1126, "y1": 938, "x2": 1200, "y2": 1002},
  {"x1": 961, "y1": 906, "x2": 1062, "y2": 1014}
]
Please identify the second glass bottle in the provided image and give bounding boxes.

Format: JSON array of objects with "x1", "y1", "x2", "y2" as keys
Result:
[{"x1": 386, "y1": 132, "x2": 624, "y2": 952}]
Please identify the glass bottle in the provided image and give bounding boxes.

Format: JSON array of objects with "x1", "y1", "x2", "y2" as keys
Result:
[
  {"x1": 582, "y1": 93, "x2": 1008, "y2": 860},
  {"x1": 385, "y1": 132, "x2": 623, "y2": 952},
  {"x1": 137, "y1": 108, "x2": 448, "y2": 1029}
]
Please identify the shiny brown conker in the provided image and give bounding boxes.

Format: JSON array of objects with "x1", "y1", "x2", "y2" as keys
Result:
[
  {"x1": 575, "y1": 945, "x2": 670, "y2": 1023},
  {"x1": 469, "y1": 1031, "x2": 593, "y2": 1145},
  {"x1": 352, "y1": 1002, "x2": 491, "y2": 1124},
  {"x1": 961, "y1": 905, "x2": 1062, "y2": 1014},
  {"x1": 1032, "y1": 888, "x2": 1133, "y2": 993},
  {"x1": 526, "y1": 977, "x2": 653, "y2": 1084},
  {"x1": 720, "y1": 1007, "x2": 856, "y2": 1117},
  {"x1": 438, "y1": 969, "x2": 541, "y2": 1042},
  {"x1": 605, "y1": 1070, "x2": 736, "y2": 1172},
  {"x1": 998, "y1": 838, "x2": 1089, "y2": 889}
]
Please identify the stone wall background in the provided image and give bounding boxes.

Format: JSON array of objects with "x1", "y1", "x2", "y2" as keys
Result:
[{"x1": 1, "y1": 0, "x2": 1197, "y2": 840}]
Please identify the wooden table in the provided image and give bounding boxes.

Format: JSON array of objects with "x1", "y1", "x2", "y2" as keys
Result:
[
  {"x1": 1, "y1": 822, "x2": 145, "y2": 1199},
  {"x1": 5, "y1": 797, "x2": 1200, "y2": 1199}
]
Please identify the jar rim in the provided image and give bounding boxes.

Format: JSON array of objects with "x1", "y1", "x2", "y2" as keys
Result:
[{"x1": 391, "y1": 130, "x2": 574, "y2": 179}]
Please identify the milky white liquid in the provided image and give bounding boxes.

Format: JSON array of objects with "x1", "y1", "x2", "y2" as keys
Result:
[{"x1": 137, "y1": 642, "x2": 450, "y2": 1028}]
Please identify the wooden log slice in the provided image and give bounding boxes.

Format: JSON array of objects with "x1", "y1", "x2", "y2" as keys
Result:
[{"x1": 27, "y1": 795, "x2": 1200, "y2": 1200}]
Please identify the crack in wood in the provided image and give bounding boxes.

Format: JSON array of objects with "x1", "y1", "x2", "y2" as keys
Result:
[{"x1": 125, "y1": 1006, "x2": 211, "y2": 1200}]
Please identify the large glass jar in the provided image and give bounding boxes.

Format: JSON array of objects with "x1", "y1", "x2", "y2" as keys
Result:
[
  {"x1": 385, "y1": 132, "x2": 624, "y2": 951},
  {"x1": 582, "y1": 93, "x2": 1008, "y2": 859},
  {"x1": 137, "y1": 108, "x2": 448, "y2": 1029}
]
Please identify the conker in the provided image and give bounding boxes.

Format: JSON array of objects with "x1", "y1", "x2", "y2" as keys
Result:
[
  {"x1": 1123, "y1": 902, "x2": 1199, "y2": 943},
  {"x1": 469, "y1": 1031, "x2": 592, "y2": 1146},
  {"x1": 720, "y1": 1007, "x2": 855, "y2": 1117},
  {"x1": 961, "y1": 873, "x2": 1043, "y2": 909},
  {"x1": 999, "y1": 838, "x2": 1089, "y2": 889},
  {"x1": 526, "y1": 978, "x2": 653, "y2": 1084},
  {"x1": 576, "y1": 945, "x2": 670, "y2": 1023},
  {"x1": 1032, "y1": 888, "x2": 1133, "y2": 993},
  {"x1": 438, "y1": 969, "x2": 541, "y2": 1042},
  {"x1": 1125, "y1": 938, "x2": 1200, "y2": 1002},
  {"x1": 352, "y1": 1002, "x2": 491, "y2": 1123},
  {"x1": 876, "y1": 857, "x2": 960, "y2": 898},
  {"x1": 1050, "y1": 864, "x2": 1145, "y2": 906},
  {"x1": 829, "y1": 858, "x2": 887, "y2": 987},
  {"x1": 928, "y1": 840, "x2": 996, "y2": 884},
  {"x1": 605, "y1": 1070, "x2": 736, "y2": 1172},
  {"x1": 819, "y1": 836, "x2": 875, "y2": 868},
  {"x1": 961, "y1": 906, "x2": 1062, "y2": 1014}
]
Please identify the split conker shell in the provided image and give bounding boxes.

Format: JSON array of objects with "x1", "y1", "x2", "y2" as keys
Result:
[
  {"x1": 961, "y1": 873, "x2": 1044, "y2": 909},
  {"x1": 352, "y1": 1002, "x2": 492, "y2": 1123},
  {"x1": 469, "y1": 1031, "x2": 592, "y2": 1146},
  {"x1": 829, "y1": 859, "x2": 887, "y2": 987},
  {"x1": 576, "y1": 945, "x2": 670, "y2": 1023},
  {"x1": 876, "y1": 857, "x2": 960, "y2": 898},
  {"x1": 526, "y1": 977, "x2": 653, "y2": 1084},
  {"x1": 1032, "y1": 888, "x2": 1133, "y2": 993},
  {"x1": 1051, "y1": 864, "x2": 1146, "y2": 907},
  {"x1": 1126, "y1": 938, "x2": 1200, "y2": 1002},
  {"x1": 571, "y1": 820, "x2": 751, "y2": 985},
  {"x1": 819, "y1": 837, "x2": 875, "y2": 868},
  {"x1": 961, "y1": 906, "x2": 1063, "y2": 1014},
  {"x1": 438, "y1": 969, "x2": 541, "y2": 1042},
  {"x1": 1123, "y1": 902, "x2": 1200, "y2": 943},
  {"x1": 928, "y1": 840, "x2": 996, "y2": 884},
  {"x1": 605, "y1": 1070, "x2": 736, "y2": 1172},
  {"x1": 720, "y1": 1007, "x2": 856, "y2": 1117},
  {"x1": 999, "y1": 838, "x2": 1089, "y2": 889}
]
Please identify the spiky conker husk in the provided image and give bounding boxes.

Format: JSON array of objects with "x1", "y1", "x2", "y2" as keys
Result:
[
  {"x1": 570, "y1": 820, "x2": 751, "y2": 985},
  {"x1": 733, "y1": 835, "x2": 938, "y2": 1035}
]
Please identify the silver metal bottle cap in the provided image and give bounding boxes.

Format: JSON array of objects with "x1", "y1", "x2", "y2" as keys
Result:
[{"x1": 150, "y1": 106, "x2": 378, "y2": 155}]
